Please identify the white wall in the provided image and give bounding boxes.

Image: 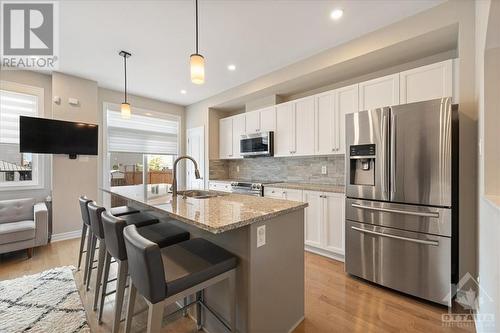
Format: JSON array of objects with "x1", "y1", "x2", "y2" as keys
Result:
[{"x1": 476, "y1": 0, "x2": 500, "y2": 331}]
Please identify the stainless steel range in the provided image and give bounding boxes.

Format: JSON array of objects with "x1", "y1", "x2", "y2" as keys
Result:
[
  {"x1": 230, "y1": 181, "x2": 280, "y2": 197},
  {"x1": 344, "y1": 98, "x2": 458, "y2": 306}
]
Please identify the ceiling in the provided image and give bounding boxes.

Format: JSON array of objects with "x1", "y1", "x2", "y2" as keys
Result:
[{"x1": 58, "y1": 0, "x2": 444, "y2": 106}]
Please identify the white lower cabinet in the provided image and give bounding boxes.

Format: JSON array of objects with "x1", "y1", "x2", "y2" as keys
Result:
[
  {"x1": 303, "y1": 190, "x2": 345, "y2": 261},
  {"x1": 265, "y1": 187, "x2": 345, "y2": 261}
]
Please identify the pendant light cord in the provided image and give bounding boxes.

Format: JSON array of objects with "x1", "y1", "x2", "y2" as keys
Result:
[
  {"x1": 123, "y1": 54, "x2": 128, "y2": 103},
  {"x1": 195, "y1": 0, "x2": 199, "y2": 54}
]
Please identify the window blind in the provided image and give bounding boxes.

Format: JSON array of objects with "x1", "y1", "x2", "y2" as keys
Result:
[
  {"x1": 107, "y1": 107, "x2": 179, "y2": 155},
  {"x1": 0, "y1": 90, "x2": 38, "y2": 144}
]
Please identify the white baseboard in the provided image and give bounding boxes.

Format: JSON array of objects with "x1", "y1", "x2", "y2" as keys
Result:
[
  {"x1": 305, "y1": 245, "x2": 345, "y2": 262},
  {"x1": 51, "y1": 230, "x2": 81, "y2": 242}
]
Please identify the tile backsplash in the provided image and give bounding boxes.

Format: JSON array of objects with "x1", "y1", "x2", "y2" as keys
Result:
[{"x1": 210, "y1": 155, "x2": 345, "y2": 185}]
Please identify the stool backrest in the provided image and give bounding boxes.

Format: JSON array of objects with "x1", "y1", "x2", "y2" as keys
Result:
[
  {"x1": 123, "y1": 225, "x2": 166, "y2": 304},
  {"x1": 88, "y1": 202, "x2": 106, "y2": 239},
  {"x1": 78, "y1": 196, "x2": 92, "y2": 226},
  {"x1": 101, "y1": 211, "x2": 127, "y2": 261}
]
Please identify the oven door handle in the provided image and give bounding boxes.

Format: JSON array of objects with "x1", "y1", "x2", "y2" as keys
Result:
[
  {"x1": 351, "y1": 203, "x2": 439, "y2": 218},
  {"x1": 351, "y1": 226, "x2": 439, "y2": 246}
]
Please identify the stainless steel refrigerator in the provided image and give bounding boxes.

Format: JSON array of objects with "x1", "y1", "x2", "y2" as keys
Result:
[{"x1": 344, "y1": 97, "x2": 458, "y2": 306}]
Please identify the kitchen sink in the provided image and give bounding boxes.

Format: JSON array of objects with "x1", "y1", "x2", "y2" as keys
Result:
[{"x1": 177, "y1": 190, "x2": 220, "y2": 199}]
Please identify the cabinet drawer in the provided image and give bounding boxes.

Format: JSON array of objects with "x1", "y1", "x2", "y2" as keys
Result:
[
  {"x1": 264, "y1": 187, "x2": 283, "y2": 199},
  {"x1": 209, "y1": 182, "x2": 231, "y2": 192}
]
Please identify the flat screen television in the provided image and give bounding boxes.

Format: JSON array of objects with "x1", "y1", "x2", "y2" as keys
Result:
[{"x1": 20, "y1": 116, "x2": 98, "y2": 158}]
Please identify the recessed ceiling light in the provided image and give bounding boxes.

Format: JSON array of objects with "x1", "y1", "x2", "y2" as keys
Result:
[
  {"x1": 180, "y1": 89, "x2": 187, "y2": 94},
  {"x1": 227, "y1": 64, "x2": 236, "y2": 71},
  {"x1": 330, "y1": 8, "x2": 343, "y2": 20},
  {"x1": 145, "y1": 112, "x2": 152, "y2": 116}
]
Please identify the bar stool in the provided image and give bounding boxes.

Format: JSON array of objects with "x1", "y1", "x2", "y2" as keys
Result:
[
  {"x1": 100, "y1": 212, "x2": 190, "y2": 333},
  {"x1": 78, "y1": 196, "x2": 92, "y2": 281},
  {"x1": 86, "y1": 202, "x2": 160, "y2": 292},
  {"x1": 78, "y1": 196, "x2": 138, "y2": 276},
  {"x1": 123, "y1": 225, "x2": 238, "y2": 333}
]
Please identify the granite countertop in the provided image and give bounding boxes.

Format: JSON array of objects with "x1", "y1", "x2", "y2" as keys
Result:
[
  {"x1": 102, "y1": 184, "x2": 307, "y2": 234},
  {"x1": 210, "y1": 179, "x2": 345, "y2": 193},
  {"x1": 266, "y1": 182, "x2": 345, "y2": 193}
]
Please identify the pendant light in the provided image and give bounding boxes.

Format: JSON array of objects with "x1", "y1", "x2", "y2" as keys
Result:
[
  {"x1": 119, "y1": 50, "x2": 132, "y2": 119},
  {"x1": 190, "y1": 0, "x2": 204, "y2": 84}
]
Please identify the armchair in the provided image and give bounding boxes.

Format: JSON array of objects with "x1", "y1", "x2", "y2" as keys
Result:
[{"x1": 0, "y1": 198, "x2": 48, "y2": 258}]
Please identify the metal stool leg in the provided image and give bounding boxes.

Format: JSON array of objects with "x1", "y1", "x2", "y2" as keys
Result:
[
  {"x1": 93, "y1": 240, "x2": 107, "y2": 310},
  {"x1": 124, "y1": 283, "x2": 137, "y2": 333},
  {"x1": 196, "y1": 290, "x2": 203, "y2": 330},
  {"x1": 146, "y1": 300, "x2": 164, "y2": 333},
  {"x1": 77, "y1": 224, "x2": 88, "y2": 271},
  {"x1": 83, "y1": 229, "x2": 93, "y2": 283},
  {"x1": 112, "y1": 260, "x2": 129, "y2": 333},
  {"x1": 98, "y1": 252, "x2": 112, "y2": 323},
  {"x1": 86, "y1": 235, "x2": 97, "y2": 291}
]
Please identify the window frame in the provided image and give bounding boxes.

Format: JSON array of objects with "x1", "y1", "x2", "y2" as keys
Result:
[
  {"x1": 101, "y1": 102, "x2": 181, "y2": 197},
  {"x1": 0, "y1": 81, "x2": 45, "y2": 191}
]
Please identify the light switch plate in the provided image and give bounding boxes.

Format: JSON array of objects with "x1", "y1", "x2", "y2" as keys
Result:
[
  {"x1": 321, "y1": 165, "x2": 327, "y2": 175},
  {"x1": 257, "y1": 225, "x2": 266, "y2": 248}
]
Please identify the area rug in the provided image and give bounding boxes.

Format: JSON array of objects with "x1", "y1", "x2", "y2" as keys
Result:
[{"x1": 0, "y1": 266, "x2": 90, "y2": 333}]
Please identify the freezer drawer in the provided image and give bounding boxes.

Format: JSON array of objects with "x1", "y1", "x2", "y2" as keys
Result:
[
  {"x1": 345, "y1": 198, "x2": 451, "y2": 237},
  {"x1": 345, "y1": 220, "x2": 451, "y2": 306}
]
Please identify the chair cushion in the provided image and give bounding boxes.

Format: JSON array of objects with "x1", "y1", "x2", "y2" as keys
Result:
[
  {"x1": 110, "y1": 206, "x2": 140, "y2": 217},
  {"x1": 162, "y1": 238, "x2": 237, "y2": 297},
  {"x1": 0, "y1": 198, "x2": 35, "y2": 224},
  {"x1": 0, "y1": 220, "x2": 35, "y2": 244},
  {"x1": 120, "y1": 212, "x2": 158, "y2": 228},
  {"x1": 138, "y1": 221, "x2": 189, "y2": 249}
]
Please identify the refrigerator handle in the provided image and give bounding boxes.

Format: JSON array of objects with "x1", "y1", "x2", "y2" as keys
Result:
[
  {"x1": 382, "y1": 110, "x2": 390, "y2": 195},
  {"x1": 390, "y1": 112, "x2": 396, "y2": 198}
]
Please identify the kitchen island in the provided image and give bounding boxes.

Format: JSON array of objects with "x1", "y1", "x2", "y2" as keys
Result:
[{"x1": 101, "y1": 184, "x2": 307, "y2": 333}]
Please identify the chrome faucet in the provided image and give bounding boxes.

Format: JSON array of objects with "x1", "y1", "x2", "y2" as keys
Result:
[{"x1": 171, "y1": 155, "x2": 201, "y2": 197}]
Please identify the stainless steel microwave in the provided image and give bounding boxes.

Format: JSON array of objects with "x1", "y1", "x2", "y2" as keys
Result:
[{"x1": 240, "y1": 131, "x2": 274, "y2": 157}]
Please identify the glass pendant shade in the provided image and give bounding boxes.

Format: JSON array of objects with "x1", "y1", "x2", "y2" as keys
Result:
[
  {"x1": 190, "y1": 53, "x2": 205, "y2": 85},
  {"x1": 121, "y1": 102, "x2": 131, "y2": 119}
]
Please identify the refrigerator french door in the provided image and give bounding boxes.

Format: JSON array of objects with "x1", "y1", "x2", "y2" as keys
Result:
[{"x1": 345, "y1": 98, "x2": 458, "y2": 306}]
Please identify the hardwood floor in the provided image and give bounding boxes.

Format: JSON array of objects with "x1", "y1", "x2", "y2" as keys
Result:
[{"x1": 0, "y1": 239, "x2": 475, "y2": 333}]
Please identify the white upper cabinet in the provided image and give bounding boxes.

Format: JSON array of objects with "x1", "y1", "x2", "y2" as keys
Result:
[
  {"x1": 335, "y1": 84, "x2": 358, "y2": 154},
  {"x1": 259, "y1": 106, "x2": 276, "y2": 132},
  {"x1": 399, "y1": 59, "x2": 453, "y2": 104},
  {"x1": 275, "y1": 102, "x2": 295, "y2": 156},
  {"x1": 315, "y1": 84, "x2": 357, "y2": 155},
  {"x1": 232, "y1": 114, "x2": 246, "y2": 159},
  {"x1": 358, "y1": 73, "x2": 400, "y2": 111},
  {"x1": 245, "y1": 107, "x2": 276, "y2": 133},
  {"x1": 294, "y1": 97, "x2": 315, "y2": 156},
  {"x1": 315, "y1": 91, "x2": 335, "y2": 155},
  {"x1": 219, "y1": 117, "x2": 233, "y2": 159},
  {"x1": 245, "y1": 110, "x2": 260, "y2": 133}
]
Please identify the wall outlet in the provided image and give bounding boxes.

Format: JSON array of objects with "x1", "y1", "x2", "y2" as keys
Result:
[
  {"x1": 257, "y1": 225, "x2": 266, "y2": 248},
  {"x1": 321, "y1": 165, "x2": 327, "y2": 175},
  {"x1": 236, "y1": 165, "x2": 240, "y2": 173}
]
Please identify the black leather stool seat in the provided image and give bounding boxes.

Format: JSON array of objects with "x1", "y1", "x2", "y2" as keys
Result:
[
  {"x1": 120, "y1": 212, "x2": 158, "y2": 228},
  {"x1": 138, "y1": 221, "x2": 189, "y2": 249},
  {"x1": 161, "y1": 238, "x2": 237, "y2": 297},
  {"x1": 110, "y1": 206, "x2": 140, "y2": 217}
]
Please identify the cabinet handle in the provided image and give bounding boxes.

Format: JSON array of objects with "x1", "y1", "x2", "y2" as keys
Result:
[
  {"x1": 256, "y1": 129, "x2": 260, "y2": 132},
  {"x1": 320, "y1": 195, "x2": 327, "y2": 198}
]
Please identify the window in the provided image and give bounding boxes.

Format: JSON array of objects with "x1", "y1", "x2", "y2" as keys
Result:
[
  {"x1": 0, "y1": 83, "x2": 44, "y2": 189},
  {"x1": 104, "y1": 105, "x2": 179, "y2": 203}
]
